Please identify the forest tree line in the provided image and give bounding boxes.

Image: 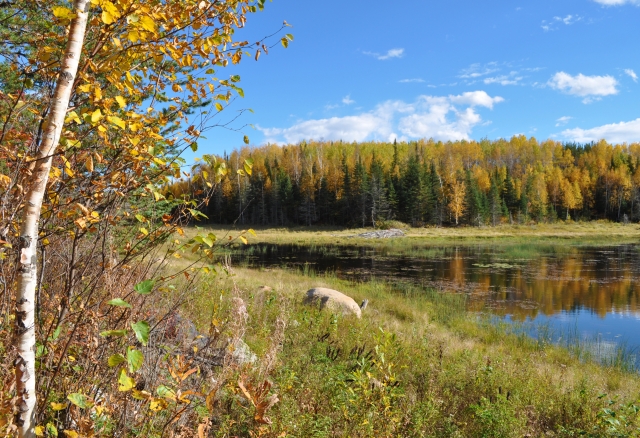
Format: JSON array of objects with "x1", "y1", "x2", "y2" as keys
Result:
[{"x1": 167, "y1": 136, "x2": 640, "y2": 227}]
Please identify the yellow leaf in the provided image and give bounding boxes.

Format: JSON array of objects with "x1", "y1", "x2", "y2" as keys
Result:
[
  {"x1": 149, "y1": 398, "x2": 167, "y2": 411},
  {"x1": 140, "y1": 15, "x2": 156, "y2": 33},
  {"x1": 172, "y1": 83, "x2": 182, "y2": 93},
  {"x1": 139, "y1": 227, "x2": 149, "y2": 236},
  {"x1": 64, "y1": 167, "x2": 75, "y2": 178},
  {"x1": 91, "y1": 109, "x2": 102, "y2": 124},
  {"x1": 128, "y1": 30, "x2": 139, "y2": 43},
  {"x1": 52, "y1": 6, "x2": 76, "y2": 20},
  {"x1": 118, "y1": 369, "x2": 135, "y2": 392},
  {"x1": 35, "y1": 426, "x2": 44, "y2": 436},
  {"x1": 63, "y1": 431, "x2": 79, "y2": 438},
  {"x1": 102, "y1": 10, "x2": 115, "y2": 24},
  {"x1": 239, "y1": 236, "x2": 248, "y2": 245},
  {"x1": 85, "y1": 155, "x2": 94, "y2": 172},
  {"x1": 51, "y1": 402, "x2": 67, "y2": 411},
  {"x1": 107, "y1": 116, "x2": 126, "y2": 129},
  {"x1": 215, "y1": 102, "x2": 223, "y2": 112},
  {"x1": 101, "y1": 1, "x2": 120, "y2": 22},
  {"x1": 65, "y1": 111, "x2": 82, "y2": 125},
  {"x1": 0, "y1": 174, "x2": 11, "y2": 188},
  {"x1": 115, "y1": 95, "x2": 127, "y2": 109}
]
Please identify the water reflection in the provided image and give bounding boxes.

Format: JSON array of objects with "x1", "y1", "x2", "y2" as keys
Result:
[
  {"x1": 236, "y1": 243, "x2": 640, "y2": 367},
  {"x1": 237, "y1": 243, "x2": 640, "y2": 319}
]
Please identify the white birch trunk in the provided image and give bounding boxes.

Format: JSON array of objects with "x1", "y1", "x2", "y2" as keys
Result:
[{"x1": 14, "y1": 2, "x2": 89, "y2": 436}]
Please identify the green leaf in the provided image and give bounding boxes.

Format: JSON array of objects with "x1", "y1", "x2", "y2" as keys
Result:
[
  {"x1": 108, "y1": 353, "x2": 126, "y2": 367},
  {"x1": 100, "y1": 329, "x2": 128, "y2": 338},
  {"x1": 118, "y1": 368, "x2": 135, "y2": 392},
  {"x1": 127, "y1": 348, "x2": 144, "y2": 373},
  {"x1": 243, "y1": 135, "x2": 250, "y2": 145},
  {"x1": 281, "y1": 37, "x2": 289, "y2": 48},
  {"x1": 107, "y1": 298, "x2": 132, "y2": 308},
  {"x1": 134, "y1": 279, "x2": 155, "y2": 295},
  {"x1": 67, "y1": 393, "x2": 92, "y2": 409},
  {"x1": 285, "y1": 33, "x2": 294, "y2": 41},
  {"x1": 46, "y1": 422, "x2": 58, "y2": 437},
  {"x1": 157, "y1": 385, "x2": 176, "y2": 400},
  {"x1": 131, "y1": 321, "x2": 150, "y2": 346},
  {"x1": 190, "y1": 142, "x2": 198, "y2": 152}
]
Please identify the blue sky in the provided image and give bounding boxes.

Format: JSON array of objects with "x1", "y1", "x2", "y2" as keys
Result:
[{"x1": 193, "y1": 0, "x2": 640, "y2": 158}]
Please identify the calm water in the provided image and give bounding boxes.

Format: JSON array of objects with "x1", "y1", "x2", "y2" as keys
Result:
[{"x1": 236, "y1": 243, "x2": 640, "y2": 366}]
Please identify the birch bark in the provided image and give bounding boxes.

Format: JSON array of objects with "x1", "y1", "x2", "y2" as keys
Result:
[{"x1": 14, "y1": 1, "x2": 90, "y2": 436}]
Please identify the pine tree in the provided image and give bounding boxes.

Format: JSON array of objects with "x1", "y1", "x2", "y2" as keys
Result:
[{"x1": 400, "y1": 155, "x2": 422, "y2": 226}]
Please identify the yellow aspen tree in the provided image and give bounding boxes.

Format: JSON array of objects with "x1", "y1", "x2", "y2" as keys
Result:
[{"x1": 448, "y1": 179, "x2": 466, "y2": 225}]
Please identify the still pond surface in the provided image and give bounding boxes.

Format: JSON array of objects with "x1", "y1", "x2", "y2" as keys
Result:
[{"x1": 236, "y1": 242, "x2": 640, "y2": 366}]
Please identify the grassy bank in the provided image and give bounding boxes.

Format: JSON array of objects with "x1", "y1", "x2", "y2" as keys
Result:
[
  {"x1": 180, "y1": 265, "x2": 640, "y2": 437},
  {"x1": 191, "y1": 221, "x2": 640, "y2": 248}
]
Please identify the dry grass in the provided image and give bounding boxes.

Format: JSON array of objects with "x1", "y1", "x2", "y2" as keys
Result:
[{"x1": 187, "y1": 221, "x2": 640, "y2": 247}]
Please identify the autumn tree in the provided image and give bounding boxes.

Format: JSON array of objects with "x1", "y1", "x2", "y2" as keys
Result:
[{"x1": 1, "y1": 0, "x2": 290, "y2": 435}]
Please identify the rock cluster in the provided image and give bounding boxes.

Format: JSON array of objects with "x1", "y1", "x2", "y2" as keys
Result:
[{"x1": 353, "y1": 228, "x2": 405, "y2": 239}]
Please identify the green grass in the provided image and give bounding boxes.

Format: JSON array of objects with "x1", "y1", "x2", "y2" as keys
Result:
[{"x1": 178, "y1": 265, "x2": 640, "y2": 437}]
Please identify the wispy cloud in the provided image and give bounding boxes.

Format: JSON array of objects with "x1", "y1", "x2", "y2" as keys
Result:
[
  {"x1": 399, "y1": 78, "x2": 425, "y2": 83},
  {"x1": 561, "y1": 118, "x2": 640, "y2": 143},
  {"x1": 547, "y1": 72, "x2": 618, "y2": 103},
  {"x1": 625, "y1": 69, "x2": 638, "y2": 82},
  {"x1": 556, "y1": 116, "x2": 573, "y2": 127},
  {"x1": 258, "y1": 91, "x2": 504, "y2": 144},
  {"x1": 363, "y1": 48, "x2": 404, "y2": 60},
  {"x1": 342, "y1": 95, "x2": 355, "y2": 105},
  {"x1": 541, "y1": 14, "x2": 583, "y2": 31},
  {"x1": 484, "y1": 71, "x2": 523, "y2": 86},
  {"x1": 459, "y1": 62, "x2": 500, "y2": 79},
  {"x1": 593, "y1": 0, "x2": 640, "y2": 5}
]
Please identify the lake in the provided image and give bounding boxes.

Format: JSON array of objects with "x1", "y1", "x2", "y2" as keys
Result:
[{"x1": 235, "y1": 242, "x2": 640, "y2": 367}]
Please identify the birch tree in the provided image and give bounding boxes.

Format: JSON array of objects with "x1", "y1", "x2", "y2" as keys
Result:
[{"x1": 14, "y1": 2, "x2": 90, "y2": 435}]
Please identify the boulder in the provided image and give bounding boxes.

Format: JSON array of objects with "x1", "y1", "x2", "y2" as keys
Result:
[{"x1": 304, "y1": 287, "x2": 362, "y2": 318}]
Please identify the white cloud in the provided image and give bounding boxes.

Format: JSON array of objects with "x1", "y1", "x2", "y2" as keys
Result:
[
  {"x1": 625, "y1": 69, "x2": 638, "y2": 82},
  {"x1": 448, "y1": 91, "x2": 504, "y2": 109},
  {"x1": 258, "y1": 91, "x2": 504, "y2": 144},
  {"x1": 399, "y1": 78, "x2": 425, "y2": 83},
  {"x1": 561, "y1": 118, "x2": 640, "y2": 143},
  {"x1": 594, "y1": 0, "x2": 640, "y2": 5},
  {"x1": 547, "y1": 72, "x2": 618, "y2": 103},
  {"x1": 364, "y1": 48, "x2": 404, "y2": 61},
  {"x1": 342, "y1": 95, "x2": 355, "y2": 105},
  {"x1": 556, "y1": 116, "x2": 573, "y2": 127}
]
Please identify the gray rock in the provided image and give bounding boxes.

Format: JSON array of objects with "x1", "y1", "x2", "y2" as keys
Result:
[
  {"x1": 231, "y1": 339, "x2": 257, "y2": 365},
  {"x1": 304, "y1": 287, "x2": 362, "y2": 318},
  {"x1": 354, "y1": 228, "x2": 405, "y2": 239}
]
